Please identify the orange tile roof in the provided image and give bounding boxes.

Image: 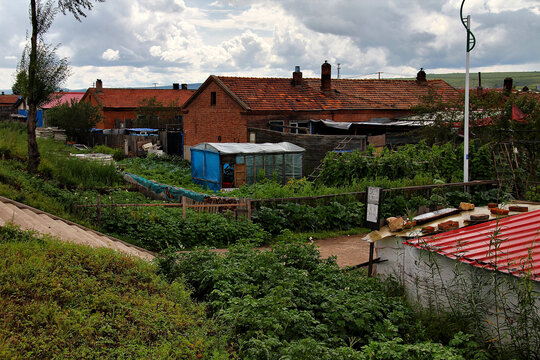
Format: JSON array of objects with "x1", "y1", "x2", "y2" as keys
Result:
[
  {"x1": 86, "y1": 88, "x2": 195, "y2": 109},
  {"x1": 0, "y1": 94, "x2": 21, "y2": 106},
  {"x1": 215, "y1": 76, "x2": 460, "y2": 111}
]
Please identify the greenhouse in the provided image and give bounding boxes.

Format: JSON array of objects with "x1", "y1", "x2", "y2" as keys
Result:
[{"x1": 191, "y1": 142, "x2": 305, "y2": 191}]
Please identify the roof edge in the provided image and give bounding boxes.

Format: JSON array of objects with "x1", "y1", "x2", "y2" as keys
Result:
[{"x1": 182, "y1": 75, "x2": 251, "y2": 111}]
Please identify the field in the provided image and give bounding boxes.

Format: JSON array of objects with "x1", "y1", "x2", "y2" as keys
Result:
[{"x1": 424, "y1": 71, "x2": 540, "y2": 89}]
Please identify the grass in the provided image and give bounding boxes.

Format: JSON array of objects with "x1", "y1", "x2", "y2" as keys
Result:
[
  {"x1": 424, "y1": 71, "x2": 540, "y2": 89},
  {"x1": 0, "y1": 224, "x2": 230, "y2": 359}
]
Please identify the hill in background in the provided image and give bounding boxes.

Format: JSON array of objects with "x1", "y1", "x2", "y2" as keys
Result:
[{"x1": 424, "y1": 71, "x2": 540, "y2": 90}]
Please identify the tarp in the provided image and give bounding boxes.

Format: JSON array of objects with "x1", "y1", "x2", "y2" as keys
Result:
[
  {"x1": 192, "y1": 142, "x2": 305, "y2": 155},
  {"x1": 191, "y1": 149, "x2": 221, "y2": 192},
  {"x1": 124, "y1": 173, "x2": 208, "y2": 202}
]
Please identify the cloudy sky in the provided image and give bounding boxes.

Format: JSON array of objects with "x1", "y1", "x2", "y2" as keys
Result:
[{"x1": 1, "y1": 0, "x2": 539, "y2": 90}]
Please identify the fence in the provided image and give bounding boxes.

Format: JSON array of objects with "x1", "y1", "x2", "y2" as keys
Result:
[
  {"x1": 250, "y1": 180, "x2": 500, "y2": 208},
  {"x1": 73, "y1": 195, "x2": 251, "y2": 227},
  {"x1": 74, "y1": 180, "x2": 499, "y2": 227}
]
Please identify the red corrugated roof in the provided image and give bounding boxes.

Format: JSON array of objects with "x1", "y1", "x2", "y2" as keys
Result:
[
  {"x1": 88, "y1": 88, "x2": 195, "y2": 108},
  {"x1": 0, "y1": 94, "x2": 21, "y2": 106},
  {"x1": 41, "y1": 92, "x2": 85, "y2": 109},
  {"x1": 405, "y1": 209, "x2": 540, "y2": 281},
  {"x1": 216, "y1": 77, "x2": 460, "y2": 111}
]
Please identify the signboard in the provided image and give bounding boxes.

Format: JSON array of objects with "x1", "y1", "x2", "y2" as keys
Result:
[{"x1": 365, "y1": 187, "x2": 382, "y2": 230}]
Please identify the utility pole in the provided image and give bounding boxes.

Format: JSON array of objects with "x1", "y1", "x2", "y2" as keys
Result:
[{"x1": 460, "y1": 0, "x2": 476, "y2": 183}]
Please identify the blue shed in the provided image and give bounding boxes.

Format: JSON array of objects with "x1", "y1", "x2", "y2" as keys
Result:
[{"x1": 191, "y1": 142, "x2": 305, "y2": 191}]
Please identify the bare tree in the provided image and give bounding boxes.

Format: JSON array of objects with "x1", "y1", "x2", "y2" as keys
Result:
[{"x1": 20, "y1": 0, "x2": 104, "y2": 172}]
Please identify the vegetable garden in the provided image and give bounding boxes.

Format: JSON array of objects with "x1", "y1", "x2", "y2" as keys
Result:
[{"x1": 0, "y1": 120, "x2": 529, "y2": 358}]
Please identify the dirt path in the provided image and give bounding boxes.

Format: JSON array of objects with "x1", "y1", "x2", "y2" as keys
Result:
[
  {"x1": 313, "y1": 234, "x2": 371, "y2": 268},
  {"x1": 212, "y1": 234, "x2": 372, "y2": 269}
]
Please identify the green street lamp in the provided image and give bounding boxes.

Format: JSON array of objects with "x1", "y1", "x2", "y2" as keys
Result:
[{"x1": 460, "y1": 0, "x2": 476, "y2": 183}]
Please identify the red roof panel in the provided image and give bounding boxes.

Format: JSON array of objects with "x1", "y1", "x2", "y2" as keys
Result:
[
  {"x1": 405, "y1": 209, "x2": 540, "y2": 281},
  {"x1": 41, "y1": 92, "x2": 85, "y2": 109}
]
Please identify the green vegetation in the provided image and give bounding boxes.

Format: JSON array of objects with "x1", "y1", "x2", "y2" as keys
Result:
[
  {"x1": 158, "y1": 242, "x2": 486, "y2": 359},
  {"x1": 120, "y1": 154, "x2": 198, "y2": 189},
  {"x1": 317, "y1": 142, "x2": 493, "y2": 187},
  {"x1": 0, "y1": 225, "x2": 230, "y2": 359},
  {"x1": 424, "y1": 71, "x2": 540, "y2": 90},
  {"x1": 46, "y1": 99, "x2": 103, "y2": 143}
]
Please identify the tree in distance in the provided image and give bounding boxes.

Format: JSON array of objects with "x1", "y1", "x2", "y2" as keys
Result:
[{"x1": 46, "y1": 99, "x2": 103, "y2": 143}]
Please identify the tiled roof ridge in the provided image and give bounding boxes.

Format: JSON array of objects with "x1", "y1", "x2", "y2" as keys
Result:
[{"x1": 217, "y1": 75, "x2": 447, "y2": 82}]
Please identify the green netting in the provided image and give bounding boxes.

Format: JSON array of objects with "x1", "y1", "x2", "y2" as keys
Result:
[{"x1": 124, "y1": 173, "x2": 208, "y2": 203}]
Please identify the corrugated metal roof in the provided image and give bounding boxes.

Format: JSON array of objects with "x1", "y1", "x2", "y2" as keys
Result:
[
  {"x1": 192, "y1": 142, "x2": 305, "y2": 154},
  {"x1": 405, "y1": 209, "x2": 540, "y2": 281}
]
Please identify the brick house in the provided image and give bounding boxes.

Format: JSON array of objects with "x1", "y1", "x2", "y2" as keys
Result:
[
  {"x1": 0, "y1": 93, "x2": 21, "y2": 121},
  {"x1": 181, "y1": 62, "x2": 460, "y2": 158},
  {"x1": 81, "y1": 80, "x2": 195, "y2": 129}
]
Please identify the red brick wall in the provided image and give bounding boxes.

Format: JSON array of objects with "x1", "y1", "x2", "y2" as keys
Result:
[
  {"x1": 101, "y1": 109, "x2": 136, "y2": 129},
  {"x1": 183, "y1": 82, "x2": 247, "y2": 150},
  {"x1": 82, "y1": 93, "x2": 136, "y2": 129}
]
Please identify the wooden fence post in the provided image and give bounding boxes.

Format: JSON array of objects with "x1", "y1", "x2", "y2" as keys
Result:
[
  {"x1": 182, "y1": 196, "x2": 187, "y2": 220},
  {"x1": 247, "y1": 198, "x2": 252, "y2": 221},
  {"x1": 367, "y1": 242, "x2": 375, "y2": 277},
  {"x1": 97, "y1": 194, "x2": 102, "y2": 228}
]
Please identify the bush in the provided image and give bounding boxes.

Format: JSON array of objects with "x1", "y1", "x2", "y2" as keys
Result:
[
  {"x1": 99, "y1": 207, "x2": 269, "y2": 251},
  {"x1": 157, "y1": 242, "x2": 483, "y2": 359},
  {"x1": 252, "y1": 202, "x2": 365, "y2": 235}
]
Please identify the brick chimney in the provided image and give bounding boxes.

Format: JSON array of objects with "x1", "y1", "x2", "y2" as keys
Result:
[
  {"x1": 416, "y1": 68, "x2": 427, "y2": 84},
  {"x1": 173, "y1": 83, "x2": 180, "y2": 90},
  {"x1": 321, "y1": 61, "x2": 331, "y2": 91},
  {"x1": 292, "y1": 66, "x2": 303, "y2": 87},
  {"x1": 503, "y1": 77, "x2": 513, "y2": 93},
  {"x1": 96, "y1": 79, "x2": 103, "y2": 93},
  {"x1": 181, "y1": 83, "x2": 188, "y2": 90}
]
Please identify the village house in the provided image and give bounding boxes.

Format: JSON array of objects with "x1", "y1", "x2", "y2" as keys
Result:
[
  {"x1": 0, "y1": 93, "x2": 21, "y2": 121},
  {"x1": 81, "y1": 80, "x2": 195, "y2": 129},
  {"x1": 181, "y1": 62, "x2": 460, "y2": 161}
]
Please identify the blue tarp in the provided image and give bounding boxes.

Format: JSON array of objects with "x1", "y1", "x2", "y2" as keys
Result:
[
  {"x1": 18, "y1": 109, "x2": 44, "y2": 127},
  {"x1": 191, "y1": 149, "x2": 221, "y2": 191},
  {"x1": 124, "y1": 173, "x2": 208, "y2": 202}
]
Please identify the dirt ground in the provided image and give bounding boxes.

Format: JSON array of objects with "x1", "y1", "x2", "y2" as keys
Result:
[
  {"x1": 313, "y1": 235, "x2": 372, "y2": 268},
  {"x1": 211, "y1": 234, "x2": 372, "y2": 269}
]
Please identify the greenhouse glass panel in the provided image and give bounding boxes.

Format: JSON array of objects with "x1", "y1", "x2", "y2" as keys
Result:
[{"x1": 245, "y1": 155, "x2": 254, "y2": 185}]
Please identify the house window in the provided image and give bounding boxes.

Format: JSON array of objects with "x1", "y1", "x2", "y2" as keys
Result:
[
  {"x1": 290, "y1": 121, "x2": 309, "y2": 134},
  {"x1": 210, "y1": 92, "x2": 216, "y2": 106},
  {"x1": 269, "y1": 120, "x2": 284, "y2": 132}
]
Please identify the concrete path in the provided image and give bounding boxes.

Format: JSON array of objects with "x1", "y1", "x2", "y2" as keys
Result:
[{"x1": 0, "y1": 195, "x2": 155, "y2": 261}]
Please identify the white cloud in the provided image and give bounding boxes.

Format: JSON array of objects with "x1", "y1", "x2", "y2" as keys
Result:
[
  {"x1": 0, "y1": 0, "x2": 539, "y2": 89},
  {"x1": 101, "y1": 49, "x2": 120, "y2": 61}
]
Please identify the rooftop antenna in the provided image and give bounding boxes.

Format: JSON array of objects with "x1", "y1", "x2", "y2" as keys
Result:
[
  {"x1": 460, "y1": 0, "x2": 476, "y2": 184},
  {"x1": 337, "y1": 63, "x2": 341, "y2": 79}
]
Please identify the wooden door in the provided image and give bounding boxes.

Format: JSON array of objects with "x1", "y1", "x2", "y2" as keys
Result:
[{"x1": 234, "y1": 163, "x2": 247, "y2": 187}]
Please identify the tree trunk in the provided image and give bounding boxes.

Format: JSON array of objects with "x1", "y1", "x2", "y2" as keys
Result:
[
  {"x1": 27, "y1": 104, "x2": 40, "y2": 172},
  {"x1": 27, "y1": 0, "x2": 40, "y2": 173}
]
